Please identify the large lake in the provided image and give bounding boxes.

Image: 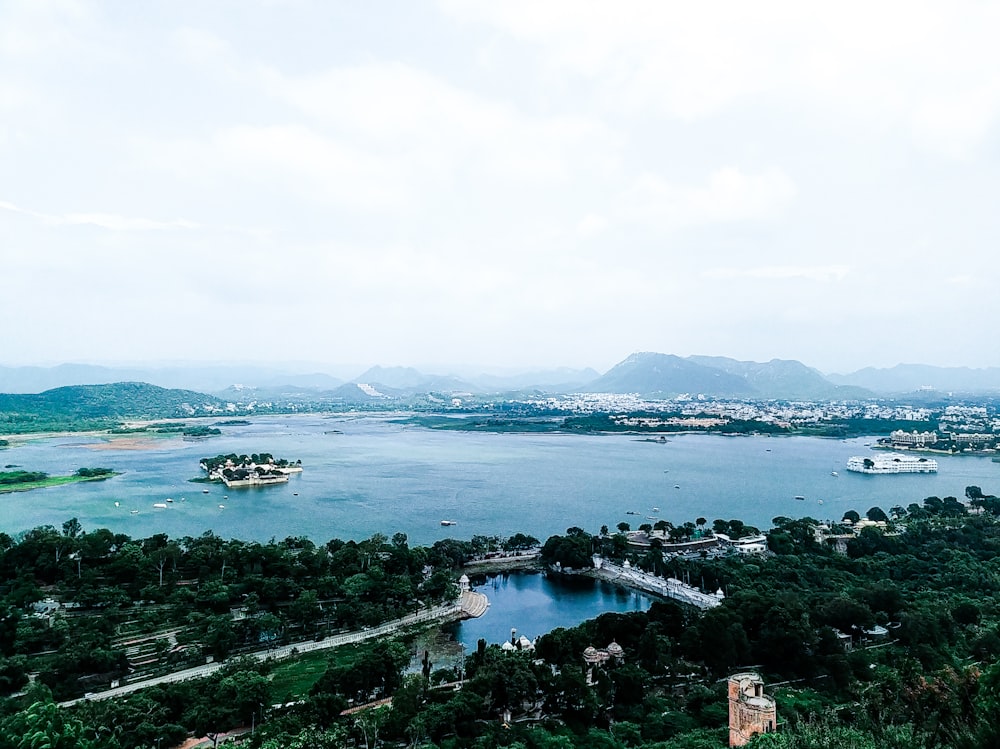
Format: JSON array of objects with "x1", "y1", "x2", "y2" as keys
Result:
[{"x1": 2, "y1": 414, "x2": 998, "y2": 544}]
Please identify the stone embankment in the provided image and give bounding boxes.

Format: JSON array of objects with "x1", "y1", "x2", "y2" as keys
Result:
[
  {"x1": 586, "y1": 558, "x2": 722, "y2": 610},
  {"x1": 61, "y1": 591, "x2": 489, "y2": 708},
  {"x1": 460, "y1": 590, "x2": 489, "y2": 617}
]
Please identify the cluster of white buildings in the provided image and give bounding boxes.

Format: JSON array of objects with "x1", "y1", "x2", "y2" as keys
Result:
[
  {"x1": 202, "y1": 458, "x2": 301, "y2": 488},
  {"x1": 518, "y1": 394, "x2": 947, "y2": 428},
  {"x1": 591, "y1": 557, "x2": 724, "y2": 610}
]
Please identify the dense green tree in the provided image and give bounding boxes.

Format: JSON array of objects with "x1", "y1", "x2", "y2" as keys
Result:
[
  {"x1": 0, "y1": 700, "x2": 98, "y2": 749},
  {"x1": 866, "y1": 506, "x2": 888, "y2": 522}
]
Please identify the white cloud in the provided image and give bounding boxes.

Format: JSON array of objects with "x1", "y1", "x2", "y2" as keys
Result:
[
  {"x1": 442, "y1": 0, "x2": 1000, "y2": 156},
  {"x1": 216, "y1": 124, "x2": 410, "y2": 210},
  {"x1": 63, "y1": 213, "x2": 200, "y2": 231},
  {"x1": 616, "y1": 167, "x2": 796, "y2": 228},
  {"x1": 0, "y1": 200, "x2": 200, "y2": 231},
  {"x1": 0, "y1": 81, "x2": 34, "y2": 113},
  {"x1": 4, "y1": 3, "x2": 1000, "y2": 370},
  {"x1": 263, "y1": 61, "x2": 621, "y2": 183},
  {"x1": 170, "y1": 26, "x2": 235, "y2": 68},
  {"x1": 945, "y1": 274, "x2": 983, "y2": 288},
  {"x1": 0, "y1": 0, "x2": 91, "y2": 58},
  {"x1": 704, "y1": 265, "x2": 851, "y2": 282},
  {"x1": 577, "y1": 214, "x2": 609, "y2": 238}
]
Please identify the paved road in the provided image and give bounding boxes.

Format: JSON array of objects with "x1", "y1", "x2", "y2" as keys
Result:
[{"x1": 61, "y1": 599, "x2": 473, "y2": 707}]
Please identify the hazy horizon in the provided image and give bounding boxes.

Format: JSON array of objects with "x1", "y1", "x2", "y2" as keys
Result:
[
  {"x1": 4, "y1": 2, "x2": 999, "y2": 372},
  {"x1": 3, "y1": 352, "x2": 1000, "y2": 383}
]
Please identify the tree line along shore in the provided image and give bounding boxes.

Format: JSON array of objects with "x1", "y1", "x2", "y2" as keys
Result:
[{"x1": 1, "y1": 489, "x2": 1000, "y2": 747}]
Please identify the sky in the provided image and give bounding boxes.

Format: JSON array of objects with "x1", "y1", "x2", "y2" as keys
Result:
[{"x1": 2, "y1": 1, "x2": 999, "y2": 376}]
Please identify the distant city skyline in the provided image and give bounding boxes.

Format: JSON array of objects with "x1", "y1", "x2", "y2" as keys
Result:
[{"x1": 3, "y1": 2, "x2": 999, "y2": 373}]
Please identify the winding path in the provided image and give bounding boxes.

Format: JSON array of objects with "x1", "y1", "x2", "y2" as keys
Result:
[{"x1": 60, "y1": 591, "x2": 489, "y2": 708}]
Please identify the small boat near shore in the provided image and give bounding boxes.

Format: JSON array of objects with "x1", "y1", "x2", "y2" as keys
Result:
[{"x1": 440, "y1": 519, "x2": 457, "y2": 526}]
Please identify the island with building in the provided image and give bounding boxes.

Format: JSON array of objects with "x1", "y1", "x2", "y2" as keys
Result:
[{"x1": 199, "y1": 452, "x2": 302, "y2": 488}]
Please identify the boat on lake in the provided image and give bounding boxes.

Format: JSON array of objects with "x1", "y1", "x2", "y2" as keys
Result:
[
  {"x1": 440, "y1": 519, "x2": 457, "y2": 526},
  {"x1": 846, "y1": 453, "x2": 937, "y2": 474},
  {"x1": 794, "y1": 495, "x2": 805, "y2": 500},
  {"x1": 152, "y1": 503, "x2": 167, "y2": 509}
]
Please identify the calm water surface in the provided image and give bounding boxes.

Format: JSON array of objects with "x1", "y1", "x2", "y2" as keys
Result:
[
  {"x1": 2, "y1": 414, "x2": 998, "y2": 544},
  {"x1": 448, "y1": 571, "x2": 653, "y2": 649}
]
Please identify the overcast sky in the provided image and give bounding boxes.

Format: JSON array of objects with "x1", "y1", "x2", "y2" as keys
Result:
[{"x1": 2, "y1": 1, "x2": 999, "y2": 375}]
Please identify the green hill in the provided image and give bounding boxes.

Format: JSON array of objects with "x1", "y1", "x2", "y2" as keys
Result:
[{"x1": 0, "y1": 382, "x2": 225, "y2": 432}]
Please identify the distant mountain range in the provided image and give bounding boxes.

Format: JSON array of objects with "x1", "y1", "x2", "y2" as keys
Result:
[
  {"x1": 828, "y1": 364, "x2": 1000, "y2": 394},
  {"x1": 588, "y1": 353, "x2": 873, "y2": 400},
  {"x1": 2, "y1": 357, "x2": 1000, "y2": 404},
  {"x1": 0, "y1": 363, "x2": 600, "y2": 399},
  {"x1": 0, "y1": 364, "x2": 345, "y2": 395}
]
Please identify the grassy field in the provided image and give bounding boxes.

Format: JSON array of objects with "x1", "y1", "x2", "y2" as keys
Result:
[
  {"x1": 268, "y1": 641, "x2": 394, "y2": 702},
  {"x1": 269, "y1": 649, "x2": 339, "y2": 702},
  {"x1": 268, "y1": 625, "x2": 466, "y2": 703}
]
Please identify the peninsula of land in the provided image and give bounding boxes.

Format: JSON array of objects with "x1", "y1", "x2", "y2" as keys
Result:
[{"x1": 0, "y1": 467, "x2": 118, "y2": 494}]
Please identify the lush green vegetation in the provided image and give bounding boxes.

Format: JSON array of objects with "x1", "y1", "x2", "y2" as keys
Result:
[
  {"x1": 399, "y1": 414, "x2": 568, "y2": 433},
  {"x1": 0, "y1": 383, "x2": 231, "y2": 434},
  {"x1": 0, "y1": 470, "x2": 49, "y2": 486},
  {"x1": 403, "y1": 410, "x2": 935, "y2": 438},
  {"x1": 0, "y1": 468, "x2": 116, "y2": 493},
  {"x1": 0, "y1": 413, "x2": 120, "y2": 434},
  {"x1": 199, "y1": 453, "x2": 300, "y2": 472},
  {"x1": 108, "y1": 422, "x2": 222, "y2": 438},
  {"x1": 73, "y1": 468, "x2": 114, "y2": 479},
  {"x1": 7, "y1": 493, "x2": 1000, "y2": 747},
  {"x1": 0, "y1": 526, "x2": 509, "y2": 705},
  {"x1": 181, "y1": 425, "x2": 222, "y2": 437}
]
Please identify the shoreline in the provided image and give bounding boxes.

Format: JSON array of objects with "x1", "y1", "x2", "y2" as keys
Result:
[{"x1": 1, "y1": 416, "x2": 222, "y2": 450}]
